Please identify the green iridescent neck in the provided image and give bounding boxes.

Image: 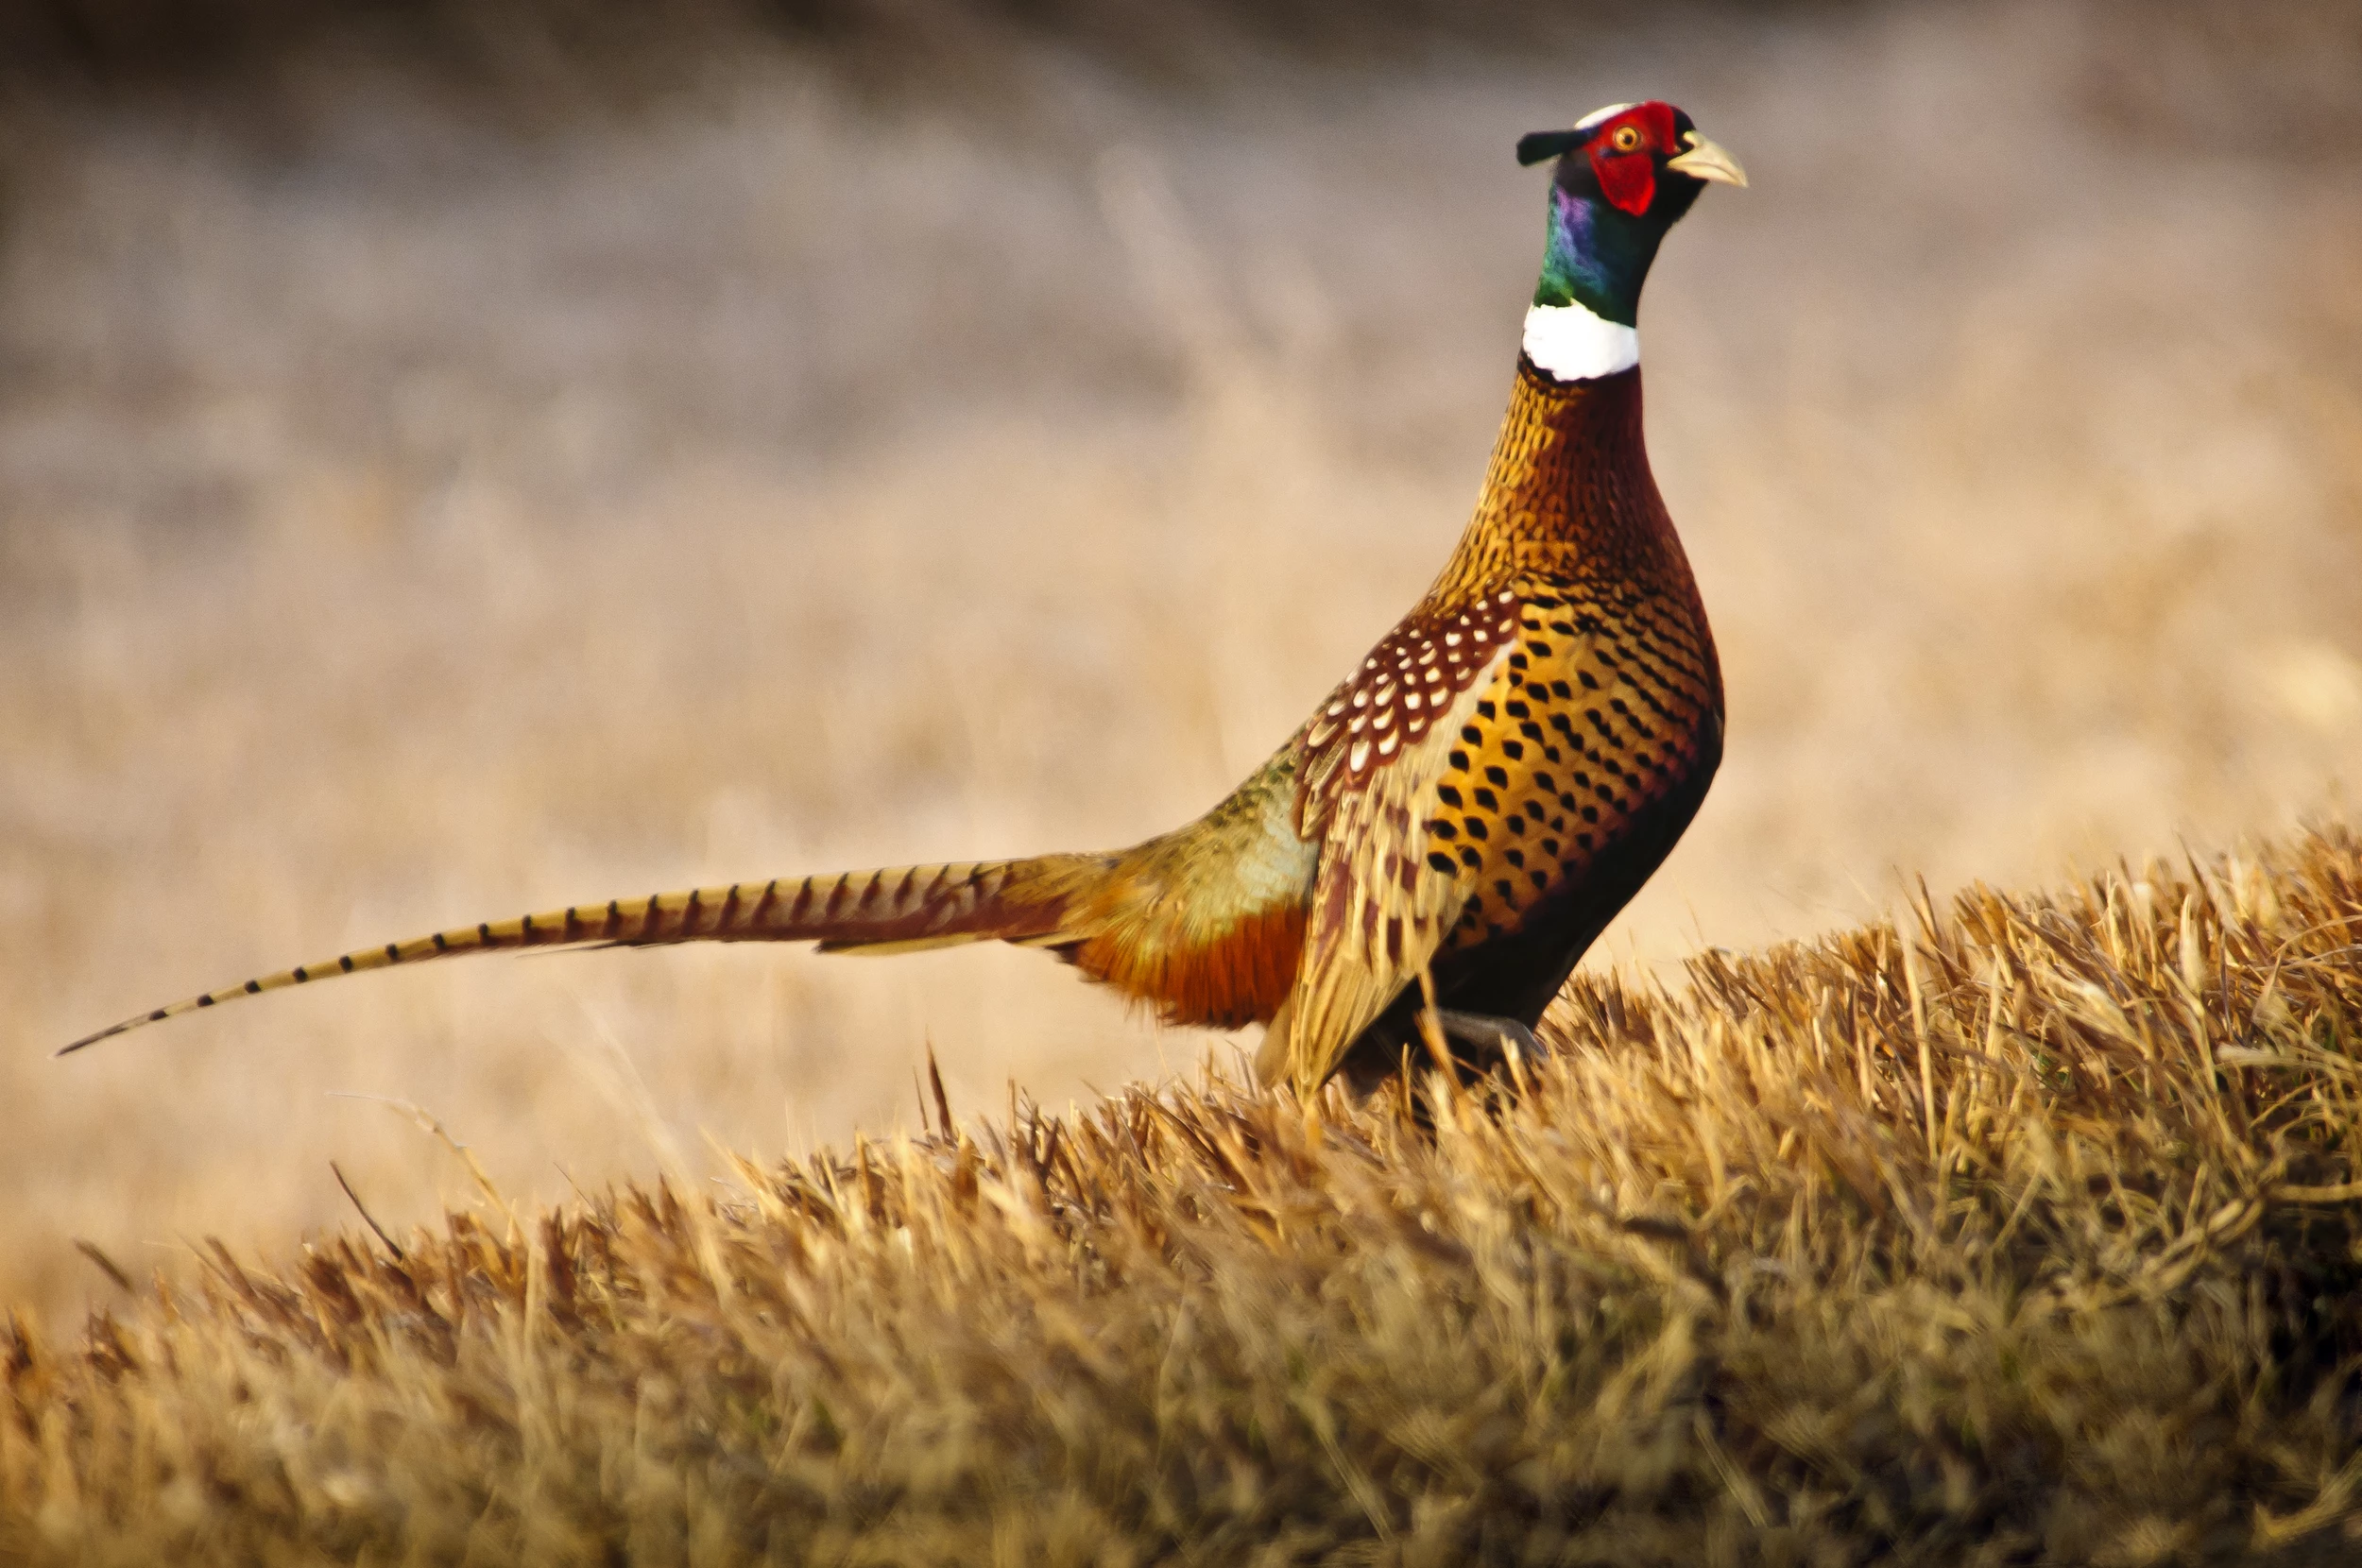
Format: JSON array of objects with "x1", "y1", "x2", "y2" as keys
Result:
[{"x1": 1533, "y1": 187, "x2": 1665, "y2": 329}]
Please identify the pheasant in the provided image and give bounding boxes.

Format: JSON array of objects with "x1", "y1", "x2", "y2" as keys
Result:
[{"x1": 64, "y1": 101, "x2": 1745, "y2": 1097}]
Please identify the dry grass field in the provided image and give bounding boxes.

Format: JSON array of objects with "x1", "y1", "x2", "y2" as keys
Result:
[
  {"x1": 10, "y1": 821, "x2": 2362, "y2": 1561},
  {"x1": 5, "y1": 0, "x2": 2362, "y2": 1363}
]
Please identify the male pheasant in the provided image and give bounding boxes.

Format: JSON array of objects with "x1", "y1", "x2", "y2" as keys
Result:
[{"x1": 65, "y1": 101, "x2": 1745, "y2": 1097}]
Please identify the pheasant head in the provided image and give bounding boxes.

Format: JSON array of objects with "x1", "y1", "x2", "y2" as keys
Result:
[{"x1": 1514, "y1": 102, "x2": 1747, "y2": 382}]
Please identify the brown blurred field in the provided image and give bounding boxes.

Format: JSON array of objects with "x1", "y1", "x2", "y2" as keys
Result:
[{"x1": 6, "y1": 0, "x2": 2362, "y2": 1328}]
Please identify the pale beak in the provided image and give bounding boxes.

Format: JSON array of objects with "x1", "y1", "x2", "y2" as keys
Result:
[{"x1": 1667, "y1": 132, "x2": 1748, "y2": 188}]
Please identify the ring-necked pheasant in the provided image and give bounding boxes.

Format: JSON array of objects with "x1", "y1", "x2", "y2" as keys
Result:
[{"x1": 64, "y1": 101, "x2": 1744, "y2": 1097}]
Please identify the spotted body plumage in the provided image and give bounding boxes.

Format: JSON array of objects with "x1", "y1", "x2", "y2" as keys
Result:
[
  {"x1": 66, "y1": 102, "x2": 1747, "y2": 1099},
  {"x1": 1260, "y1": 355, "x2": 1724, "y2": 1089},
  {"x1": 1433, "y1": 578, "x2": 1719, "y2": 946}
]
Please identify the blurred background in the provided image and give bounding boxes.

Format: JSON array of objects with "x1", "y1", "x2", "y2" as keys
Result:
[{"x1": 5, "y1": 0, "x2": 2360, "y2": 1323}]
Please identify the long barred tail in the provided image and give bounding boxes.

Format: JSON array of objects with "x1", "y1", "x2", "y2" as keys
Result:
[{"x1": 59, "y1": 854, "x2": 1114, "y2": 1055}]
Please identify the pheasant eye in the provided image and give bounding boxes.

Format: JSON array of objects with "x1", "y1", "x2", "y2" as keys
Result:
[{"x1": 1609, "y1": 125, "x2": 1643, "y2": 152}]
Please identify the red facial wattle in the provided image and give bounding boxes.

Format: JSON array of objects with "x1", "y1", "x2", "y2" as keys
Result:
[
  {"x1": 1587, "y1": 102, "x2": 1681, "y2": 216},
  {"x1": 1593, "y1": 153, "x2": 1654, "y2": 215}
]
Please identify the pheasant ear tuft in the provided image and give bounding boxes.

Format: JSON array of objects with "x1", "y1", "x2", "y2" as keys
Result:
[{"x1": 1516, "y1": 129, "x2": 1585, "y2": 167}]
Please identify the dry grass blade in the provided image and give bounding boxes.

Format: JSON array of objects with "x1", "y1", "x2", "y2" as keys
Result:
[
  {"x1": 64, "y1": 1243, "x2": 132, "y2": 1299},
  {"x1": 331, "y1": 1161, "x2": 405, "y2": 1263}
]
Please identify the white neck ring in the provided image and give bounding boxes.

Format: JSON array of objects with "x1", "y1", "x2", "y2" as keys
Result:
[{"x1": 1521, "y1": 300, "x2": 1638, "y2": 382}]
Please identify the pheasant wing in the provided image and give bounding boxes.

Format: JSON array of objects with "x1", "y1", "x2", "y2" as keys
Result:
[
  {"x1": 1279, "y1": 591, "x2": 1527, "y2": 1093},
  {"x1": 1278, "y1": 575, "x2": 1722, "y2": 1094}
]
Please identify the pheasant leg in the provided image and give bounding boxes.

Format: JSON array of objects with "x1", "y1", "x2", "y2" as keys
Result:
[{"x1": 1430, "y1": 1009, "x2": 1542, "y2": 1068}]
